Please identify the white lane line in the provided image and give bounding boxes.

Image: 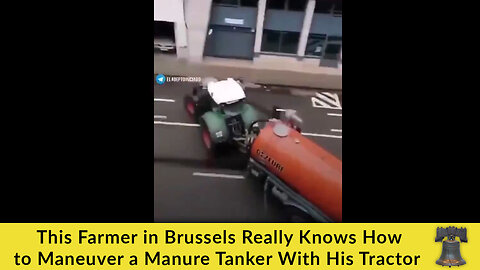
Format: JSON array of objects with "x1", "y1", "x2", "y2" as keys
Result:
[
  {"x1": 154, "y1": 98, "x2": 175, "y2": 103},
  {"x1": 154, "y1": 121, "x2": 200, "y2": 127},
  {"x1": 327, "y1": 113, "x2": 342, "y2": 117},
  {"x1": 302, "y1": 132, "x2": 342, "y2": 139},
  {"x1": 192, "y1": 172, "x2": 245, "y2": 179},
  {"x1": 331, "y1": 129, "x2": 342, "y2": 133},
  {"x1": 154, "y1": 115, "x2": 167, "y2": 119}
]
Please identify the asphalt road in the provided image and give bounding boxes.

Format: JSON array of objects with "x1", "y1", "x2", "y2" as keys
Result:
[{"x1": 154, "y1": 75, "x2": 342, "y2": 222}]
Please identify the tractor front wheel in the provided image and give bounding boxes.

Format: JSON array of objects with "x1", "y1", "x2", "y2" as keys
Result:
[
  {"x1": 184, "y1": 95, "x2": 197, "y2": 121},
  {"x1": 200, "y1": 119, "x2": 219, "y2": 155}
]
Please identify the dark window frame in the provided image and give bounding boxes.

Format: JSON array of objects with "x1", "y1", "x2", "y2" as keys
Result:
[
  {"x1": 240, "y1": 0, "x2": 258, "y2": 7},
  {"x1": 212, "y1": 0, "x2": 239, "y2": 6},
  {"x1": 314, "y1": 1, "x2": 342, "y2": 16},
  {"x1": 261, "y1": 29, "x2": 300, "y2": 54},
  {"x1": 304, "y1": 33, "x2": 327, "y2": 57},
  {"x1": 212, "y1": 0, "x2": 258, "y2": 7},
  {"x1": 266, "y1": 0, "x2": 307, "y2": 11},
  {"x1": 323, "y1": 43, "x2": 341, "y2": 60},
  {"x1": 303, "y1": 33, "x2": 342, "y2": 60}
]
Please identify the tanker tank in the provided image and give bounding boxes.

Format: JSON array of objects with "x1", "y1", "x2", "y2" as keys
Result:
[{"x1": 249, "y1": 121, "x2": 342, "y2": 222}]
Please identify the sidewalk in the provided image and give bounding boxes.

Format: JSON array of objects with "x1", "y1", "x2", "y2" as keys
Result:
[{"x1": 154, "y1": 53, "x2": 342, "y2": 90}]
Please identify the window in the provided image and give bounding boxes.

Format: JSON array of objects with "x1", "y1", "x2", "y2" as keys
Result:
[
  {"x1": 323, "y1": 44, "x2": 342, "y2": 60},
  {"x1": 281, "y1": 32, "x2": 300, "y2": 53},
  {"x1": 240, "y1": 0, "x2": 257, "y2": 7},
  {"x1": 213, "y1": 0, "x2": 257, "y2": 7},
  {"x1": 213, "y1": 0, "x2": 239, "y2": 5},
  {"x1": 305, "y1": 34, "x2": 327, "y2": 57},
  {"x1": 328, "y1": 36, "x2": 342, "y2": 42},
  {"x1": 314, "y1": 0, "x2": 334, "y2": 13},
  {"x1": 261, "y1": 30, "x2": 281, "y2": 52},
  {"x1": 333, "y1": 2, "x2": 342, "y2": 16},
  {"x1": 261, "y1": 30, "x2": 299, "y2": 54},
  {"x1": 288, "y1": 0, "x2": 307, "y2": 11},
  {"x1": 267, "y1": 0, "x2": 306, "y2": 11},
  {"x1": 267, "y1": 0, "x2": 286, "y2": 10}
]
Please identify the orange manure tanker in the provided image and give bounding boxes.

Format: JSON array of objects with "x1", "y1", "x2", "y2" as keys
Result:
[{"x1": 248, "y1": 121, "x2": 342, "y2": 222}]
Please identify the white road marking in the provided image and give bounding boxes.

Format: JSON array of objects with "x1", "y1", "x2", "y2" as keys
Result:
[
  {"x1": 320, "y1": 92, "x2": 338, "y2": 100},
  {"x1": 331, "y1": 129, "x2": 342, "y2": 133},
  {"x1": 154, "y1": 98, "x2": 175, "y2": 103},
  {"x1": 311, "y1": 92, "x2": 342, "y2": 110},
  {"x1": 154, "y1": 115, "x2": 167, "y2": 119},
  {"x1": 327, "y1": 113, "x2": 342, "y2": 117},
  {"x1": 192, "y1": 172, "x2": 245, "y2": 179},
  {"x1": 154, "y1": 121, "x2": 200, "y2": 127},
  {"x1": 302, "y1": 132, "x2": 342, "y2": 139}
]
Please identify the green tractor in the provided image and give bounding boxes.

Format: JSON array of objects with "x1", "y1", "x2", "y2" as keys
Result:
[{"x1": 184, "y1": 77, "x2": 261, "y2": 154}]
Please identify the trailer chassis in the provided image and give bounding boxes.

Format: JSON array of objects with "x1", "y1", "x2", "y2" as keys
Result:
[{"x1": 247, "y1": 158, "x2": 333, "y2": 223}]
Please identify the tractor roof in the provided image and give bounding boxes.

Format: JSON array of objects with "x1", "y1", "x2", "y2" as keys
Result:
[{"x1": 207, "y1": 78, "x2": 246, "y2": 105}]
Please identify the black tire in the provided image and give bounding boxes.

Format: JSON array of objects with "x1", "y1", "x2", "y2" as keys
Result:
[
  {"x1": 199, "y1": 118, "x2": 219, "y2": 156},
  {"x1": 195, "y1": 88, "x2": 212, "y2": 119},
  {"x1": 183, "y1": 95, "x2": 197, "y2": 121},
  {"x1": 246, "y1": 162, "x2": 267, "y2": 182},
  {"x1": 185, "y1": 85, "x2": 213, "y2": 120}
]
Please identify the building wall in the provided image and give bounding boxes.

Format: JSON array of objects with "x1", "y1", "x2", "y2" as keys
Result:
[
  {"x1": 154, "y1": 0, "x2": 342, "y2": 85},
  {"x1": 154, "y1": 0, "x2": 341, "y2": 66},
  {"x1": 154, "y1": 0, "x2": 184, "y2": 22}
]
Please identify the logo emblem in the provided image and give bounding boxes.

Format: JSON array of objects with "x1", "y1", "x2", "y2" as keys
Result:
[
  {"x1": 435, "y1": 226, "x2": 467, "y2": 267},
  {"x1": 156, "y1": 74, "x2": 166, "y2": 85}
]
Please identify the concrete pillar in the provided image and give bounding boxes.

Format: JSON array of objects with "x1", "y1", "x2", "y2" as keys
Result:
[
  {"x1": 174, "y1": 22, "x2": 189, "y2": 59},
  {"x1": 297, "y1": 0, "x2": 315, "y2": 57},
  {"x1": 184, "y1": 0, "x2": 213, "y2": 62},
  {"x1": 253, "y1": 0, "x2": 267, "y2": 55}
]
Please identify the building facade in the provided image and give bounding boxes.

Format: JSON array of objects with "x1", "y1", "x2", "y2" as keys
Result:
[{"x1": 154, "y1": 0, "x2": 342, "y2": 74}]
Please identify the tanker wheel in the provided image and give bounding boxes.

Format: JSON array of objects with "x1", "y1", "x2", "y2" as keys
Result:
[
  {"x1": 246, "y1": 163, "x2": 266, "y2": 182},
  {"x1": 199, "y1": 119, "x2": 219, "y2": 156}
]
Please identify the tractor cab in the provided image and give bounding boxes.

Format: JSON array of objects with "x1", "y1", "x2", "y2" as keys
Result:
[
  {"x1": 206, "y1": 78, "x2": 246, "y2": 106},
  {"x1": 192, "y1": 77, "x2": 247, "y2": 115}
]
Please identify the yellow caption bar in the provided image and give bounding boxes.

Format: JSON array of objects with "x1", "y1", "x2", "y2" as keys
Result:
[{"x1": 0, "y1": 223, "x2": 478, "y2": 269}]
